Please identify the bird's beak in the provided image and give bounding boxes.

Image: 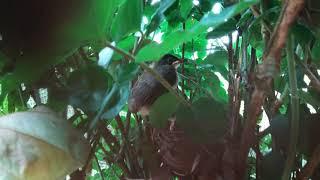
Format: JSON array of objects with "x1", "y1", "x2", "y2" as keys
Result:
[{"x1": 172, "y1": 60, "x2": 182, "y2": 69}]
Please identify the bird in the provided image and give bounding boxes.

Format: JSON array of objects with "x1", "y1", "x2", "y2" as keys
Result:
[{"x1": 128, "y1": 54, "x2": 180, "y2": 116}]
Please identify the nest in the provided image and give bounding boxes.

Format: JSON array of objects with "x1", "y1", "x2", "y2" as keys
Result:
[{"x1": 151, "y1": 119, "x2": 225, "y2": 179}]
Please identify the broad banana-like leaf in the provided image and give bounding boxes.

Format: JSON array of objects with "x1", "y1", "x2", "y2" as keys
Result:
[{"x1": 0, "y1": 106, "x2": 90, "y2": 180}]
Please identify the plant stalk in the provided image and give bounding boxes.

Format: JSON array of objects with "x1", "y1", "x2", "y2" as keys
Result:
[{"x1": 282, "y1": 34, "x2": 300, "y2": 180}]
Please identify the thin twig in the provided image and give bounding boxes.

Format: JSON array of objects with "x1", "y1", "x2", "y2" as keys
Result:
[
  {"x1": 17, "y1": 86, "x2": 26, "y2": 109},
  {"x1": 250, "y1": 5, "x2": 272, "y2": 33},
  {"x1": 181, "y1": 23, "x2": 186, "y2": 96},
  {"x1": 295, "y1": 58, "x2": 320, "y2": 93},
  {"x1": 94, "y1": 155, "x2": 106, "y2": 180}
]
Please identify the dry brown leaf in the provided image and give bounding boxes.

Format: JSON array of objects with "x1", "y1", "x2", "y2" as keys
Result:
[{"x1": 0, "y1": 106, "x2": 90, "y2": 180}]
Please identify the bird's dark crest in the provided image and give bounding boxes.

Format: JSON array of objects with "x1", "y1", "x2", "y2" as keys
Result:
[{"x1": 157, "y1": 54, "x2": 180, "y2": 66}]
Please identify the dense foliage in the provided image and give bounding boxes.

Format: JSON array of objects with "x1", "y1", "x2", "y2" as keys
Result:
[{"x1": 0, "y1": 0, "x2": 320, "y2": 179}]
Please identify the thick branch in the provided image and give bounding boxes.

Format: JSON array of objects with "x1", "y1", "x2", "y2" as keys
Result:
[{"x1": 237, "y1": 0, "x2": 305, "y2": 178}]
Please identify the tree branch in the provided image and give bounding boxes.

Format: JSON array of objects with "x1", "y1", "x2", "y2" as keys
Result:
[{"x1": 237, "y1": 0, "x2": 305, "y2": 178}]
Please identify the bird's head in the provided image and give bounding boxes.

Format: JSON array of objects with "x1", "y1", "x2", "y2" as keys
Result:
[{"x1": 156, "y1": 54, "x2": 181, "y2": 67}]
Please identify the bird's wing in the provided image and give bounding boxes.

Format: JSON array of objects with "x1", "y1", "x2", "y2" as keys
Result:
[{"x1": 128, "y1": 65, "x2": 177, "y2": 113}]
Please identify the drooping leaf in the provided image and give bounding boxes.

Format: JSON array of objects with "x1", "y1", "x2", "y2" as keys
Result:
[
  {"x1": 100, "y1": 63, "x2": 138, "y2": 119},
  {"x1": 110, "y1": 0, "x2": 143, "y2": 41},
  {"x1": 101, "y1": 82, "x2": 130, "y2": 119},
  {"x1": 136, "y1": 0, "x2": 259, "y2": 62}
]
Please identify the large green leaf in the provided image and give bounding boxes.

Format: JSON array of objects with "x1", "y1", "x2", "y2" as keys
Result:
[
  {"x1": 112, "y1": 36, "x2": 136, "y2": 61},
  {"x1": 206, "y1": 18, "x2": 237, "y2": 39},
  {"x1": 136, "y1": 0, "x2": 259, "y2": 62},
  {"x1": 100, "y1": 82, "x2": 130, "y2": 119},
  {"x1": 110, "y1": 0, "x2": 143, "y2": 41},
  {"x1": 203, "y1": 50, "x2": 228, "y2": 67},
  {"x1": 149, "y1": 93, "x2": 179, "y2": 128},
  {"x1": 59, "y1": 0, "x2": 123, "y2": 45},
  {"x1": 176, "y1": 97, "x2": 227, "y2": 143},
  {"x1": 180, "y1": 0, "x2": 193, "y2": 20},
  {"x1": 145, "y1": 0, "x2": 177, "y2": 36},
  {"x1": 107, "y1": 63, "x2": 139, "y2": 84}
]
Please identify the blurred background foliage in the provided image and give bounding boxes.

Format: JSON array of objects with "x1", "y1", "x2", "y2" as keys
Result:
[{"x1": 0, "y1": 0, "x2": 320, "y2": 179}]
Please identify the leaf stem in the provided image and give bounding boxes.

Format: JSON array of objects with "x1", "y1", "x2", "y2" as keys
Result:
[{"x1": 282, "y1": 34, "x2": 299, "y2": 180}]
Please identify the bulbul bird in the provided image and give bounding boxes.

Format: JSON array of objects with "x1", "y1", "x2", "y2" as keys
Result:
[{"x1": 128, "y1": 54, "x2": 180, "y2": 116}]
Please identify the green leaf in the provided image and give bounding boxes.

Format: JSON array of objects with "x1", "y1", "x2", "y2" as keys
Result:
[
  {"x1": 100, "y1": 63, "x2": 137, "y2": 119},
  {"x1": 108, "y1": 63, "x2": 139, "y2": 84},
  {"x1": 203, "y1": 50, "x2": 228, "y2": 67},
  {"x1": 112, "y1": 36, "x2": 136, "y2": 61},
  {"x1": 111, "y1": 0, "x2": 143, "y2": 41},
  {"x1": 292, "y1": 24, "x2": 314, "y2": 46},
  {"x1": 67, "y1": 65, "x2": 111, "y2": 114},
  {"x1": 149, "y1": 93, "x2": 179, "y2": 128},
  {"x1": 176, "y1": 97, "x2": 227, "y2": 143},
  {"x1": 61, "y1": 0, "x2": 123, "y2": 43},
  {"x1": 206, "y1": 18, "x2": 237, "y2": 39},
  {"x1": 145, "y1": 0, "x2": 176, "y2": 35},
  {"x1": 180, "y1": 0, "x2": 193, "y2": 20},
  {"x1": 136, "y1": 0, "x2": 259, "y2": 62},
  {"x1": 298, "y1": 90, "x2": 320, "y2": 109},
  {"x1": 101, "y1": 82, "x2": 130, "y2": 119},
  {"x1": 312, "y1": 38, "x2": 320, "y2": 62}
]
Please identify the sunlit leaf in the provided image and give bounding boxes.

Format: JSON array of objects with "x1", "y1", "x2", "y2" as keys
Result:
[{"x1": 136, "y1": 0, "x2": 259, "y2": 61}]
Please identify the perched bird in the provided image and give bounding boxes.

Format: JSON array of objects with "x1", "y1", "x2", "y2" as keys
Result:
[{"x1": 128, "y1": 54, "x2": 180, "y2": 116}]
